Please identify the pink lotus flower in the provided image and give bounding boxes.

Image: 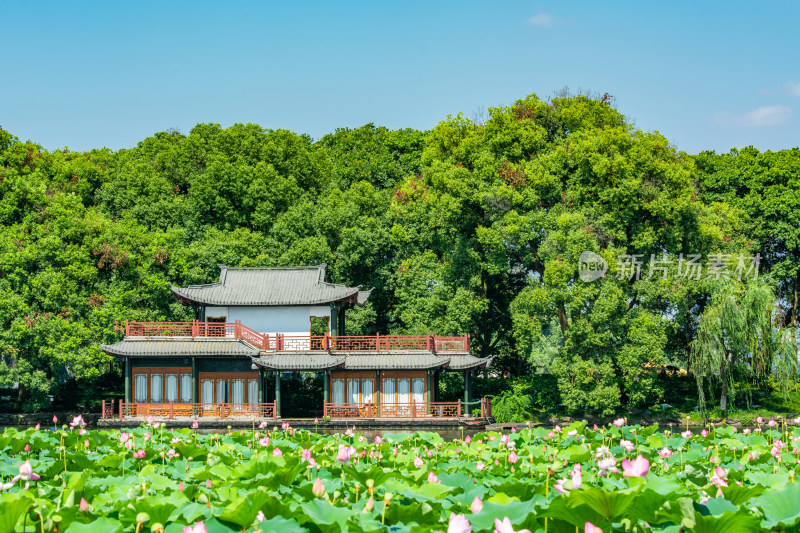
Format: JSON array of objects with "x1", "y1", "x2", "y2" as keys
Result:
[
  {"x1": 554, "y1": 425, "x2": 561, "y2": 432},
  {"x1": 620, "y1": 440, "x2": 635, "y2": 452},
  {"x1": 79, "y1": 498, "x2": 89, "y2": 512},
  {"x1": 281, "y1": 422, "x2": 290, "y2": 430},
  {"x1": 509, "y1": 451, "x2": 519, "y2": 464},
  {"x1": 700, "y1": 430, "x2": 708, "y2": 437},
  {"x1": 494, "y1": 516, "x2": 531, "y2": 533},
  {"x1": 658, "y1": 448, "x2": 673, "y2": 458},
  {"x1": 768, "y1": 419, "x2": 777, "y2": 427},
  {"x1": 449, "y1": 512, "x2": 472, "y2": 533},
  {"x1": 146, "y1": 415, "x2": 154, "y2": 425},
  {"x1": 553, "y1": 478, "x2": 569, "y2": 494},
  {"x1": 681, "y1": 431, "x2": 692, "y2": 439},
  {"x1": 120, "y1": 432, "x2": 130, "y2": 444},
  {"x1": 597, "y1": 457, "x2": 618, "y2": 474},
  {"x1": 14, "y1": 460, "x2": 40, "y2": 482},
  {"x1": 476, "y1": 461, "x2": 485, "y2": 470},
  {"x1": 622, "y1": 455, "x2": 650, "y2": 478},
  {"x1": 258, "y1": 421, "x2": 268, "y2": 429},
  {"x1": 312, "y1": 477, "x2": 325, "y2": 498},
  {"x1": 183, "y1": 522, "x2": 208, "y2": 533},
  {"x1": 743, "y1": 428, "x2": 751, "y2": 435},
  {"x1": 133, "y1": 449, "x2": 146, "y2": 459},
  {"x1": 547, "y1": 431, "x2": 555, "y2": 439},
  {"x1": 567, "y1": 430, "x2": 578, "y2": 437},
  {"x1": 612, "y1": 418, "x2": 625, "y2": 427},
  {"x1": 344, "y1": 428, "x2": 355, "y2": 437},
  {"x1": 500, "y1": 434, "x2": 510, "y2": 445},
  {"x1": 427, "y1": 471, "x2": 439, "y2": 483},
  {"x1": 302, "y1": 449, "x2": 312, "y2": 460},
  {"x1": 337, "y1": 445, "x2": 355, "y2": 464},
  {"x1": 191, "y1": 421, "x2": 199, "y2": 429},
  {"x1": 69, "y1": 415, "x2": 86, "y2": 428},
  {"x1": 771, "y1": 446, "x2": 781, "y2": 458},
  {"x1": 79, "y1": 428, "x2": 87, "y2": 436},
  {"x1": 178, "y1": 481, "x2": 185, "y2": 491},
  {"x1": 414, "y1": 456, "x2": 424, "y2": 468},
  {"x1": 24, "y1": 444, "x2": 30, "y2": 452},
  {"x1": 143, "y1": 432, "x2": 151, "y2": 441},
  {"x1": 374, "y1": 435, "x2": 384, "y2": 444},
  {"x1": 314, "y1": 417, "x2": 319, "y2": 424},
  {"x1": 52, "y1": 415, "x2": 58, "y2": 423},
  {"x1": 585, "y1": 522, "x2": 603, "y2": 533},
  {"x1": 272, "y1": 448, "x2": 283, "y2": 456},
  {"x1": 756, "y1": 417, "x2": 763, "y2": 423},
  {"x1": 571, "y1": 468, "x2": 582, "y2": 489},
  {"x1": 34, "y1": 423, "x2": 40, "y2": 430},
  {"x1": 710, "y1": 466, "x2": 727, "y2": 487},
  {"x1": 465, "y1": 435, "x2": 471, "y2": 444},
  {"x1": 470, "y1": 496, "x2": 483, "y2": 514},
  {"x1": 206, "y1": 479, "x2": 212, "y2": 489}
]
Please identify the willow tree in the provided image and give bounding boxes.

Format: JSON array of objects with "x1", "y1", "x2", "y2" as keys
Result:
[{"x1": 690, "y1": 281, "x2": 797, "y2": 413}]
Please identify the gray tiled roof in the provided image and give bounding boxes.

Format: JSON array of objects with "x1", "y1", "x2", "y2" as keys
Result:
[
  {"x1": 171, "y1": 264, "x2": 371, "y2": 306},
  {"x1": 252, "y1": 353, "x2": 346, "y2": 370},
  {"x1": 101, "y1": 338, "x2": 260, "y2": 357},
  {"x1": 343, "y1": 354, "x2": 450, "y2": 370},
  {"x1": 448, "y1": 354, "x2": 494, "y2": 370}
]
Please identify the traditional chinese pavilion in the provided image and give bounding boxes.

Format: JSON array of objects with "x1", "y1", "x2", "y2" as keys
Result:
[{"x1": 101, "y1": 265, "x2": 492, "y2": 420}]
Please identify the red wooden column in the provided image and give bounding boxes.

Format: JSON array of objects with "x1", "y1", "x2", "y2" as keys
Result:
[{"x1": 125, "y1": 320, "x2": 129, "y2": 336}]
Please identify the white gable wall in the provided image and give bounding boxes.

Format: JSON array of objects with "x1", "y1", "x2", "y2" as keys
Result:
[{"x1": 205, "y1": 305, "x2": 331, "y2": 335}]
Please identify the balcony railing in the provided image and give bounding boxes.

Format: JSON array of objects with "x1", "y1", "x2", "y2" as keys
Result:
[
  {"x1": 125, "y1": 321, "x2": 470, "y2": 352},
  {"x1": 322, "y1": 398, "x2": 492, "y2": 419},
  {"x1": 108, "y1": 400, "x2": 277, "y2": 420}
]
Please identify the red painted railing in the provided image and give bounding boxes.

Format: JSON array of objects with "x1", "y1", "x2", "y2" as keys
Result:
[
  {"x1": 324, "y1": 401, "x2": 463, "y2": 418},
  {"x1": 117, "y1": 401, "x2": 277, "y2": 420},
  {"x1": 126, "y1": 321, "x2": 470, "y2": 352}
]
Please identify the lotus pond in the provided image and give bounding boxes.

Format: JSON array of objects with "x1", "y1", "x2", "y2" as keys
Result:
[{"x1": 2, "y1": 417, "x2": 800, "y2": 532}]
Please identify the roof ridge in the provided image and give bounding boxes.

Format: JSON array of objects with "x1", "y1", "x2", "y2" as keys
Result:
[{"x1": 219, "y1": 264, "x2": 326, "y2": 272}]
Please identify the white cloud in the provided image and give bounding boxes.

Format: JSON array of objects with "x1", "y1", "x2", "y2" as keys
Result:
[
  {"x1": 526, "y1": 13, "x2": 555, "y2": 26},
  {"x1": 712, "y1": 105, "x2": 792, "y2": 127},
  {"x1": 782, "y1": 80, "x2": 800, "y2": 97}
]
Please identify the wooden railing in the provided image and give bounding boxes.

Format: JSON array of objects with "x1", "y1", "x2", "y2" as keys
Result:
[
  {"x1": 125, "y1": 321, "x2": 470, "y2": 352},
  {"x1": 324, "y1": 401, "x2": 463, "y2": 418},
  {"x1": 115, "y1": 401, "x2": 277, "y2": 420}
]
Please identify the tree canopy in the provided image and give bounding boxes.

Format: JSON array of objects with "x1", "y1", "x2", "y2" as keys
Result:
[{"x1": 0, "y1": 93, "x2": 797, "y2": 413}]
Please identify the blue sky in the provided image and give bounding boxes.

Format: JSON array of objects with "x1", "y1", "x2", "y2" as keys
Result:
[{"x1": 2, "y1": 1, "x2": 798, "y2": 154}]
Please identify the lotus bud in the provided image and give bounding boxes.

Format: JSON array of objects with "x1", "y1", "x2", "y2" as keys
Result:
[
  {"x1": 363, "y1": 496, "x2": 374, "y2": 513},
  {"x1": 470, "y1": 495, "x2": 483, "y2": 514},
  {"x1": 312, "y1": 477, "x2": 325, "y2": 498}
]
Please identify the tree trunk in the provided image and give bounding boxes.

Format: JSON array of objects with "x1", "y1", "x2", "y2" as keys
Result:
[{"x1": 557, "y1": 307, "x2": 568, "y2": 334}]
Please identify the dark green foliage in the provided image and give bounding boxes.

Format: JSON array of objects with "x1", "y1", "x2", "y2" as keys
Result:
[{"x1": 0, "y1": 96, "x2": 797, "y2": 415}]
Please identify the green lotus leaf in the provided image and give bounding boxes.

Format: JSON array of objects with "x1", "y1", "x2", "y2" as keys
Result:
[
  {"x1": 750, "y1": 478, "x2": 800, "y2": 528},
  {"x1": 216, "y1": 487, "x2": 273, "y2": 528},
  {"x1": 691, "y1": 509, "x2": 761, "y2": 532},
  {"x1": 0, "y1": 492, "x2": 34, "y2": 533},
  {"x1": 63, "y1": 516, "x2": 123, "y2": 533}
]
